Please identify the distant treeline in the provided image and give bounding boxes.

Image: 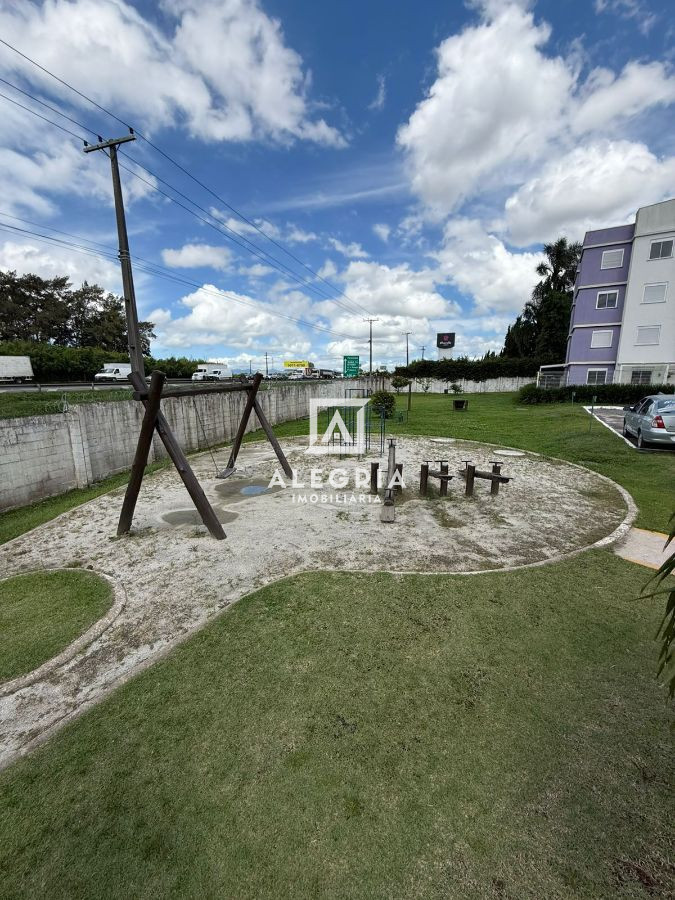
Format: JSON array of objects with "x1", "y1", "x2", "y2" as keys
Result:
[
  {"x1": 0, "y1": 341, "x2": 203, "y2": 382},
  {"x1": 394, "y1": 356, "x2": 545, "y2": 382}
]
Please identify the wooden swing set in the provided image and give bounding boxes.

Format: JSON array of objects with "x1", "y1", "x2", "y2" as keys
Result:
[{"x1": 85, "y1": 132, "x2": 291, "y2": 540}]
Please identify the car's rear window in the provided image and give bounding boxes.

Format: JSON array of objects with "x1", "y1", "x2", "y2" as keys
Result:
[{"x1": 656, "y1": 400, "x2": 675, "y2": 412}]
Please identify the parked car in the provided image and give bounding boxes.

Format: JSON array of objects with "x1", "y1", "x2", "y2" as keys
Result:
[
  {"x1": 0, "y1": 355, "x2": 34, "y2": 383},
  {"x1": 94, "y1": 363, "x2": 132, "y2": 383},
  {"x1": 623, "y1": 394, "x2": 675, "y2": 448}
]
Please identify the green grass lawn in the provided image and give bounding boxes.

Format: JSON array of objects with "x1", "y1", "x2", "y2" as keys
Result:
[
  {"x1": 0, "y1": 388, "x2": 133, "y2": 419},
  {"x1": 0, "y1": 570, "x2": 112, "y2": 683},
  {"x1": 0, "y1": 554, "x2": 672, "y2": 898},
  {"x1": 0, "y1": 391, "x2": 673, "y2": 897},
  {"x1": 258, "y1": 392, "x2": 675, "y2": 533}
]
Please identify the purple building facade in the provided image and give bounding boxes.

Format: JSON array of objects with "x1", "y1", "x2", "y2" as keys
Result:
[{"x1": 564, "y1": 223, "x2": 634, "y2": 386}]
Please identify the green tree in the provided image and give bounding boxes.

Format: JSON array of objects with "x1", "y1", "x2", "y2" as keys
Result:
[{"x1": 502, "y1": 236, "x2": 581, "y2": 360}]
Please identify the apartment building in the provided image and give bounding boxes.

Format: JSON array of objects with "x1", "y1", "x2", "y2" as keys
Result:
[
  {"x1": 614, "y1": 199, "x2": 675, "y2": 385},
  {"x1": 539, "y1": 198, "x2": 674, "y2": 387}
]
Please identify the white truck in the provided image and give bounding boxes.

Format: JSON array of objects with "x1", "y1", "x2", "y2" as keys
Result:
[
  {"x1": 192, "y1": 363, "x2": 229, "y2": 382},
  {"x1": 94, "y1": 362, "x2": 132, "y2": 383},
  {"x1": 0, "y1": 355, "x2": 34, "y2": 383}
]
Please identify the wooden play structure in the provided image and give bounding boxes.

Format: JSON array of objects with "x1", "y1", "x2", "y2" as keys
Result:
[{"x1": 85, "y1": 133, "x2": 291, "y2": 540}]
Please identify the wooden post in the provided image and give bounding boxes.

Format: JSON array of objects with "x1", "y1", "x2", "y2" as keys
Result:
[
  {"x1": 419, "y1": 462, "x2": 429, "y2": 495},
  {"x1": 129, "y1": 373, "x2": 226, "y2": 540},
  {"x1": 490, "y1": 462, "x2": 502, "y2": 496},
  {"x1": 222, "y1": 373, "x2": 263, "y2": 475},
  {"x1": 117, "y1": 370, "x2": 165, "y2": 535},
  {"x1": 252, "y1": 397, "x2": 293, "y2": 478},
  {"x1": 370, "y1": 461, "x2": 379, "y2": 494},
  {"x1": 381, "y1": 439, "x2": 396, "y2": 523},
  {"x1": 465, "y1": 463, "x2": 475, "y2": 497},
  {"x1": 439, "y1": 460, "x2": 449, "y2": 497}
]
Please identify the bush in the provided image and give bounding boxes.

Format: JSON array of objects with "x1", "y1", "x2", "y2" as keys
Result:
[
  {"x1": 517, "y1": 382, "x2": 675, "y2": 405},
  {"x1": 395, "y1": 356, "x2": 545, "y2": 382},
  {"x1": 370, "y1": 390, "x2": 396, "y2": 418},
  {"x1": 391, "y1": 376, "x2": 410, "y2": 394},
  {"x1": 450, "y1": 382, "x2": 462, "y2": 394}
]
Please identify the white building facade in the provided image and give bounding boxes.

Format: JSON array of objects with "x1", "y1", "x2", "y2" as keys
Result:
[{"x1": 614, "y1": 199, "x2": 675, "y2": 385}]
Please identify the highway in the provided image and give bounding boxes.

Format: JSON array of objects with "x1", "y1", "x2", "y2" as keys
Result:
[{"x1": 0, "y1": 377, "x2": 342, "y2": 393}]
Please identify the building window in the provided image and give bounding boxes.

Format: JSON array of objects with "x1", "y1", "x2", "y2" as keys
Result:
[
  {"x1": 649, "y1": 239, "x2": 673, "y2": 260},
  {"x1": 596, "y1": 290, "x2": 618, "y2": 309},
  {"x1": 630, "y1": 369, "x2": 653, "y2": 385},
  {"x1": 601, "y1": 248, "x2": 624, "y2": 269},
  {"x1": 636, "y1": 325, "x2": 660, "y2": 345},
  {"x1": 642, "y1": 283, "x2": 667, "y2": 304},
  {"x1": 590, "y1": 329, "x2": 613, "y2": 349},
  {"x1": 587, "y1": 369, "x2": 607, "y2": 385}
]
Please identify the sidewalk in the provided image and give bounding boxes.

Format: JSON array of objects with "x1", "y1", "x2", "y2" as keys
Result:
[{"x1": 614, "y1": 527, "x2": 672, "y2": 571}]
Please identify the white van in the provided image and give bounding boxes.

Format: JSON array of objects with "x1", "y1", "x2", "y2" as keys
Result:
[
  {"x1": 192, "y1": 363, "x2": 229, "y2": 382},
  {"x1": 0, "y1": 355, "x2": 34, "y2": 383},
  {"x1": 94, "y1": 363, "x2": 132, "y2": 383}
]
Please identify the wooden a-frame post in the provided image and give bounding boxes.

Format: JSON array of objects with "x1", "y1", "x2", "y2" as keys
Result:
[
  {"x1": 85, "y1": 133, "x2": 226, "y2": 539},
  {"x1": 84, "y1": 134, "x2": 292, "y2": 539}
]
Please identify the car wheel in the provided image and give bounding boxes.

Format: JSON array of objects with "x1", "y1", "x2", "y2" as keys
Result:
[{"x1": 637, "y1": 430, "x2": 644, "y2": 449}]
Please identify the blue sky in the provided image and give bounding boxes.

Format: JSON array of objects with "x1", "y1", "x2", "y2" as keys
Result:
[{"x1": 0, "y1": 0, "x2": 673, "y2": 372}]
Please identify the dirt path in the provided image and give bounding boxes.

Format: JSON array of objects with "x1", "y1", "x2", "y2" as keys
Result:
[{"x1": 0, "y1": 436, "x2": 634, "y2": 770}]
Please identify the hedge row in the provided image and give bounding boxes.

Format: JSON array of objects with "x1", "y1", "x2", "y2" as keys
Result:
[
  {"x1": 517, "y1": 382, "x2": 675, "y2": 405},
  {"x1": 395, "y1": 357, "x2": 545, "y2": 382},
  {"x1": 0, "y1": 341, "x2": 203, "y2": 381}
]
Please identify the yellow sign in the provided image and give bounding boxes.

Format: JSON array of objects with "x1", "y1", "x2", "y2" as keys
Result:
[{"x1": 283, "y1": 360, "x2": 312, "y2": 369}]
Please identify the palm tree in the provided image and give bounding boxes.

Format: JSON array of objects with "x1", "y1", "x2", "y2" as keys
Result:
[{"x1": 532, "y1": 237, "x2": 581, "y2": 300}]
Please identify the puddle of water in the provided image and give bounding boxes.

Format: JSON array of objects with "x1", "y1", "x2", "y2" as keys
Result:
[
  {"x1": 215, "y1": 477, "x2": 284, "y2": 505},
  {"x1": 162, "y1": 508, "x2": 238, "y2": 526}
]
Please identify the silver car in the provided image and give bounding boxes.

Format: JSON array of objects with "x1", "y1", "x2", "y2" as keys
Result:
[{"x1": 623, "y1": 394, "x2": 675, "y2": 448}]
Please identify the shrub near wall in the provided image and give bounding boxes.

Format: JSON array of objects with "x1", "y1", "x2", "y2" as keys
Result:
[
  {"x1": 396, "y1": 356, "x2": 545, "y2": 382},
  {"x1": 517, "y1": 383, "x2": 675, "y2": 405}
]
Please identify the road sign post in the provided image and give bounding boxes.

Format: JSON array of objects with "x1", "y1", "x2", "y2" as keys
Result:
[{"x1": 343, "y1": 355, "x2": 360, "y2": 378}]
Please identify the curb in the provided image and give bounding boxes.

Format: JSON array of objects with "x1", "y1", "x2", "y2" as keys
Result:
[{"x1": 0, "y1": 569, "x2": 126, "y2": 698}]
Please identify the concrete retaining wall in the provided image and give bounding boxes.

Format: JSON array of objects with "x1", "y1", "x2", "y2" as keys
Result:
[{"x1": 0, "y1": 375, "x2": 529, "y2": 511}]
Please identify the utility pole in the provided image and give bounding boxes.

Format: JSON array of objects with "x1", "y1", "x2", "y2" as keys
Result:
[
  {"x1": 402, "y1": 331, "x2": 412, "y2": 412},
  {"x1": 84, "y1": 132, "x2": 145, "y2": 378},
  {"x1": 249, "y1": 359, "x2": 252, "y2": 375},
  {"x1": 264, "y1": 352, "x2": 270, "y2": 378},
  {"x1": 420, "y1": 345, "x2": 426, "y2": 360},
  {"x1": 85, "y1": 132, "x2": 226, "y2": 540},
  {"x1": 364, "y1": 318, "x2": 378, "y2": 375}
]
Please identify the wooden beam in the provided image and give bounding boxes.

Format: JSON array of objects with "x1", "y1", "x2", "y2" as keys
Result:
[
  {"x1": 117, "y1": 370, "x2": 165, "y2": 536},
  {"x1": 252, "y1": 397, "x2": 293, "y2": 478},
  {"x1": 222, "y1": 372, "x2": 263, "y2": 474},
  {"x1": 129, "y1": 372, "x2": 225, "y2": 539},
  {"x1": 133, "y1": 383, "x2": 251, "y2": 401}
]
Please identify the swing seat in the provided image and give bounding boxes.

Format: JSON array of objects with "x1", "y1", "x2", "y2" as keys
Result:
[{"x1": 217, "y1": 466, "x2": 237, "y2": 479}]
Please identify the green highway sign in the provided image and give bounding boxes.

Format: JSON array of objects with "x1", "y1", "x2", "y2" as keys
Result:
[{"x1": 343, "y1": 355, "x2": 360, "y2": 378}]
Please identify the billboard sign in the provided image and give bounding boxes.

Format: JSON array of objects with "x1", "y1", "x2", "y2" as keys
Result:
[
  {"x1": 283, "y1": 360, "x2": 312, "y2": 369},
  {"x1": 342, "y1": 355, "x2": 360, "y2": 377},
  {"x1": 436, "y1": 332, "x2": 455, "y2": 350}
]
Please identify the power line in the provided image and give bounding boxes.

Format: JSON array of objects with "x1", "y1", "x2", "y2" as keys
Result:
[
  {"x1": 0, "y1": 37, "x2": 374, "y2": 316},
  {"x1": 0, "y1": 78, "x2": 365, "y2": 318},
  {"x1": 115, "y1": 152, "x2": 366, "y2": 315},
  {"x1": 0, "y1": 89, "x2": 87, "y2": 142},
  {"x1": 0, "y1": 219, "x2": 357, "y2": 341}
]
